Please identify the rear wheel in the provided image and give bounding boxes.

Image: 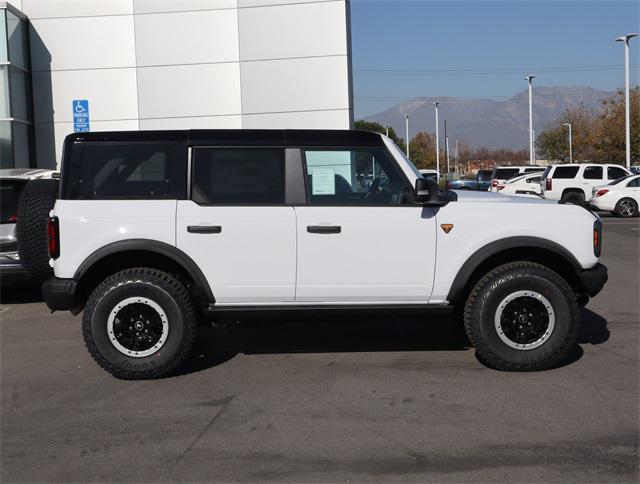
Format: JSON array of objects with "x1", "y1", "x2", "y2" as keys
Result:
[
  {"x1": 560, "y1": 191, "x2": 585, "y2": 206},
  {"x1": 16, "y1": 179, "x2": 59, "y2": 283},
  {"x1": 82, "y1": 268, "x2": 197, "y2": 379},
  {"x1": 464, "y1": 261, "x2": 580, "y2": 371},
  {"x1": 615, "y1": 198, "x2": 638, "y2": 218}
]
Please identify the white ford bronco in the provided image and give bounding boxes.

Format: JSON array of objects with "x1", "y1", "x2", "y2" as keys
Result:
[{"x1": 42, "y1": 130, "x2": 607, "y2": 379}]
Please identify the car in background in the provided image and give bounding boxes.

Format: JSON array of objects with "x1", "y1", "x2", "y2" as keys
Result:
[
  {"x1": 488, "y1": 165, "x2": 544, "y2": 192},
  {"x1": 419, "y1": 169, "x2": 439, "y2": 182},
  {"x1": 495, "y1": 173, "x2": 542, "y2": 197},
  {"x1": 630, "y1": 165, "x2": 640, "y2": 175},
  {"x1": 540, "y1": 163, "x2": 630, "y2": 205},
  {"x1": 446, "y1": 169, "x2": 492, "y2": 190},
  {"x1": 0, "y1": 169, "x2": 58, "y2": 278},
  {"x1": 589, "y1": 174, "x2": 640, "y2": 217}
]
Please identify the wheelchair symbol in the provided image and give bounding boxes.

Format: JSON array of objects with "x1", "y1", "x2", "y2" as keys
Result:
[{"x1": 75, "y1": 101, "x2": 87, "y2": 114}]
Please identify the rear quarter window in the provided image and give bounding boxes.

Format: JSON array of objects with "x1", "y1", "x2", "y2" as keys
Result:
[
  {"x1": 551, "y1": 166, "x2": 579, "y2": 179},
  {"x1": 494, "y1": 168, "x2": 520, "y2": 180},
  {"x1": 62, "y1": 142, "x2": 187, "y2": 199}
]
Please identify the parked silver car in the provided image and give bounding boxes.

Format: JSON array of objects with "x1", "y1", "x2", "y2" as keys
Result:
[{"x1": 0, "y1": 169, "x2": 58, "y2": 278}]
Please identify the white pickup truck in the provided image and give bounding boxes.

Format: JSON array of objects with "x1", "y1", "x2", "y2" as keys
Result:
[{"x1": 39, "y1": 130, "x2": 607, "y2": 379}]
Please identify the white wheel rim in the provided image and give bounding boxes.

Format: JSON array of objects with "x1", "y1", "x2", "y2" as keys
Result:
[
  {"x1": 107, "y1": 297, "x2": 169, "y2": 358},
  {"x1": 494, "y1": 290, "x2": 555, "y2": 351}
]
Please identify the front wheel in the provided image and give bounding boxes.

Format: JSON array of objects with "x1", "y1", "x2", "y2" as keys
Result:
[
  {"x1": 463, "y1": 262, "x2": 580, "y2": 371},
  {"x1": 82, "y1": 268, "x2": 197, "y2": 379}
]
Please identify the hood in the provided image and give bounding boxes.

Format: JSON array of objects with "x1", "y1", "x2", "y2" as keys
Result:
[{"x1": 452, "y1": 189, "x2": 554, "y2": 205}]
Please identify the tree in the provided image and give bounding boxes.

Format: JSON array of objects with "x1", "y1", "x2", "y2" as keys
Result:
[
  {"x1": 536, "y1": 87, "x2": 639, "y2": 163},
  {"x1": 593, "y1": 87, "x2": 639, "y2": 163},
  {"x1": 355, "y1": 120, "x2": 406, "y2": 152},
  {"x1": 408, "y1": 131, "x2": 437, "y2": 169}
]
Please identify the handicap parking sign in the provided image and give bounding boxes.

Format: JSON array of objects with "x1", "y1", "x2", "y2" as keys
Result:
[{"x1": 72, "y1": 100, "x2": 90, "y2": 132}]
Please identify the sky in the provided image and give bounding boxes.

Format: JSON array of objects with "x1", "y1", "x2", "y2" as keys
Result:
[{"x1": 351, "y1": 0, "x2": 640, "y2": 118}]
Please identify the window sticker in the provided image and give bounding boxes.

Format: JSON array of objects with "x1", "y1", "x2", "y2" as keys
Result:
[{"x1": 312, "y1": 168, "x2": 336, "y2": 195}]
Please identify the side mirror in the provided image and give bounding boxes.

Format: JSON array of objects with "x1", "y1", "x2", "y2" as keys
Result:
[{"x1": 414, "y1": 177, "x2": 440, "y2": 205}]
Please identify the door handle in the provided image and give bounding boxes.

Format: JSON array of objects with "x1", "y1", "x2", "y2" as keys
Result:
[
  {"x1": 307, "y1": 225, "x2": 341, "y2": 234},
  {"x1": 187, "y1": 225, "x2": 222, "y2": 234}
]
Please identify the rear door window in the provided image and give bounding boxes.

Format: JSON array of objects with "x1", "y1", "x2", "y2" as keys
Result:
[
  {"x1": 583, "y1": 166, "x2": 603, "y2": 180},
  {"x1": 191, "y1": 148, "x2": 285, "y2": 205},
  {"x1": 552, "y1": 166, "x2": 579, "y2": 179}
]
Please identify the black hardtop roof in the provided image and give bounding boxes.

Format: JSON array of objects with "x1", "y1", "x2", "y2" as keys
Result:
[{"x1": 64, "y1": 129, "x2": 387, "y2": 148}]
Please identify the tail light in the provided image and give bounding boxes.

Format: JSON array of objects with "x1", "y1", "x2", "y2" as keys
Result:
[
  {"x1": 491, "y1": 179, "x2": 498, "y2": 187},
  {"x1": 8, "y1": 214, "x2": 16, "y2": 223},
  {"x1": 497, "y1": 185, "x2": 505, "y2": 191},
  {"x1": 545, "y1": 178, "x2": 552, "y2": 190},
  {"x1": 595, "y1": 189, "x2": 609, "y2": 197},
  {"x1": 446, "y1": 181, "x2": 452, "y2": 189},
  {"x1": 593, "y1": 220, "x2": 602, "y2": 257},
  {"x1": 48, "y1": 216, "x2": 60, "y2": 259}
]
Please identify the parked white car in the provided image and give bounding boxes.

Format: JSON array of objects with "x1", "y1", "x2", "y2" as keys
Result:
[
  {"x1": 540, "y1": 163, "x2": 630, "y2": 205},
  {"x1": 589, "y1": 174, "x2": 640, "y2": 217},
  {"x1": 39, "y1": 129, "x2": 607, "y2": 379},
  {"x1": 419, "y1": 169, "x2": 439, "y2": 182},
  {"x1": 488, "y1": 165, "x2": 544, "y2": 192},
  {"x1": 495, "y1": 173, "x2": 542, "y2": 197}
]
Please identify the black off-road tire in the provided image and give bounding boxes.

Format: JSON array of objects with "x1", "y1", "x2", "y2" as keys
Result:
[
  {"x1": 463, "y1": 261, "x2": 580, "y2": 371},
  {"x1": 560, "y1": 191, "x2": 585, "y2": 206},
  {"x1": 614, "y1": 197, "x2": 638, "y2": 218},
  {"x1": 82, "y1": 268, "x2": 198, "y2": 380},
  {"x1": 16, "y1": 178, "x2": 59, "y2": 283}
]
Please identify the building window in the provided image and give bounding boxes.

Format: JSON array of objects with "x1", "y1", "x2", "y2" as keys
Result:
[{"x1": 0, "y1": 6, "x2": 33, "y2": 169}]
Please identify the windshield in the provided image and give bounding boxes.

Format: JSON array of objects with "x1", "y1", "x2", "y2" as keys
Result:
[
  {"x1": 478, "y1": 170, "x2": 492, "y2": 181},
  {"x1": 382, "y1": 136, "x2": 422, "y2": 179}
]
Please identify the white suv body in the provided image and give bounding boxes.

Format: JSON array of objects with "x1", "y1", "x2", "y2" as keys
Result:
[
  {"x1": 42, "y1": 130, "x2": 608, "y2": 379},
  {"x1": 540, "y1": 163, "x2": 631, "y2": 204},
  {"x1": 488, "y1": 165, "x2": 544, "y2": 192}
]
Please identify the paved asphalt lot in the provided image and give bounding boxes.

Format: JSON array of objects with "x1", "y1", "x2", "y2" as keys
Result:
[{"x1": 1, "y1": 216, "x2": 638, "y2": 483}]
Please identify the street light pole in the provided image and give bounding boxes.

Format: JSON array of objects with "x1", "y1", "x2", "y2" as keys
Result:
[
  {"x1": 616, "y1": 33, "x2": 638, "y2": 170},
  {"x1": 444, "y1": 119, "x2": 450, "y2": 174},
  {"x1": 434, "y1": 102, "x2": 440, "y2": 175},
  {"x1": 404, "y1": 114, "x2": 410, "y2": 158},
  {"x1": 525, "y1": 75, "x2": 536, "y2": 165},
  {"x1": 563, "y1": 123, "x2": 573, "y2": 163}
]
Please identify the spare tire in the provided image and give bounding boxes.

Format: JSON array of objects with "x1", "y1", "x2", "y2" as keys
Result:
[{"x1": 16, "y1": 179, "x2": 59, "y2": 284}]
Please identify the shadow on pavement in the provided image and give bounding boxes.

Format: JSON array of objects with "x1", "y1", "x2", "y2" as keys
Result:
[
  {"x1": 177, "y1": 307, "x2": 610, "y2": 376},
  {"x1": 0, "y1": 279, "x2": 42, "y2": 305}
]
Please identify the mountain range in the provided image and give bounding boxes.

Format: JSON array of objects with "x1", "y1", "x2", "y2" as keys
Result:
[{"x1": 363, "y1": 86, "x2": 614, "y2": 150}]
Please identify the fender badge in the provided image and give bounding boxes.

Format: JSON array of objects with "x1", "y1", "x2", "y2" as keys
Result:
[{"x1": 440, "y1": 224, "x2": 454, "y2": 234}]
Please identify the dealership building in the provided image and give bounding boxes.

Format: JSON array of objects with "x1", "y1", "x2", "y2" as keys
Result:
[{"x1": 0, "y1": 0, "x2": 353, "y2": 169}]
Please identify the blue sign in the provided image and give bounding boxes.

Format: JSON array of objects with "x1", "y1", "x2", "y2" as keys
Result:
[{"x1": 72, "y1": 99, "x2": 90, "y2": 132}]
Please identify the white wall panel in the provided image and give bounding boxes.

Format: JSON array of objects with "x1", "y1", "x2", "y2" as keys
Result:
[
  {"x1": 239, "y1": 1, "x2": 347, "y2": 61},
  {"x1": 21, "y1": 0, "x2": 133, "y2": 19},
  {"x1": 238, "y1": 0, "x2": 336, "y2": 7},
  {"x1": 134, "y1": 0, "x2": 237, "y2": 14},
  {"x1": 140, "y1": 115, "x2": 242, "y2": 130},
  {"x1": 32, "y1": 68, "x2": 139, "y2": 123},
  {"x1": 30, "y1": 16, "x2": 135, "y2": 71},
  {"x1": 137, "y1": 63, "x2": 242, "y2": 119},
  {"x1": 243, "y1": 109, "x2": 350, "y2": 129},
  {"x1": 135, "y1": 9, "x2": 239, "y2": 66},
  {"x1": 241, "y1": 56, "x2": 350, "y2": 114}
]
